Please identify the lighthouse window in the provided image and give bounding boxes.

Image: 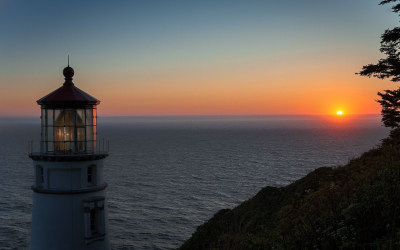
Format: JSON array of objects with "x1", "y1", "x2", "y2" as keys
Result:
[
  {"x1": 87, "y1": 165, "x2": 96, "y2": 185},
  {"x1": 39, "y1": 167, "x2": 44, "y2": 183},
  {"x1": 83, "y1": 198, "x2": 105, "y2": 243},
  {"x1": 90, "y1": 208, "x2": 97, "y2": 233},
  {"x1": 36, "y1": 166, "x2": 44, "y2": 187}
]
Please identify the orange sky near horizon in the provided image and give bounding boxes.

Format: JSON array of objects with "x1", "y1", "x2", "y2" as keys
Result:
[
  {"x1": 0, "y1": 57, "x2": 388, "y2": 117},
  {"x1": 0, "y1": 1, "x2": 396, "y2": 117}
]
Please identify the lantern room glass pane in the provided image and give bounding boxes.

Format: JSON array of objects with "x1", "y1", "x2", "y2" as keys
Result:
[
  {"x1": 86, "y1": 140, "x2": 93, "y2": 152},
  {"x1": 86, "y1": 125, "x2": 93, "y2": 141},
  {"x1": 64, "y1": 110, "x2": 74, "y2": 126},
  {"x1": 55, "y1": 109, "x2": 63, "y2": 125},
  {"x1": 47, "y1": 109, "x2": 54, "y2": 126},
  {"x1": 47, "y1": 142, "x2": 54, "y2": 152},
  {"x1": 86, "y1": 109, "x2": 93, "y2": 126},
  {"x1": 54, "y1": 126, "x2": 64, "y2": 152},
  {"x1": 65, "y1": 141, "x2": 75, "y2": 152},
  {"x1": 40, "y1": 106, "x2": 98, "y2": 154},
  {"x1": 47, "y1": 126, "x2": 54, "y2": 142},
  {"x1": 41, "y1": 123, "x2": 45, "y2": 139},
  {"x1": 77, "y1": 109, "x2": 84, "y2": 124},
  {"x1": 41, "y1": 109, "x2": 45, "y2": 127},
  {"x1": 78, "y1": 126, "x2": 85, "y2": 152},
  {"x1": 77, "y1": 127, "x2": 85, "y2": 140},
  {"x1": 65, "y1": 126, "x2": 75, "y2": 141}
]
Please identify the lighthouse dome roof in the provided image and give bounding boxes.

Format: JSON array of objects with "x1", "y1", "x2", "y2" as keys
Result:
[{"x1": 37, "y1": 66, "x2": 99, "y2": 107}]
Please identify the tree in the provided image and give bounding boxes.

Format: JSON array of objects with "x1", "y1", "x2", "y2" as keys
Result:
[
  {"x1": 359, "y1": 0, "x2": 400, "y2": 128},
  {"x1": 377, "y1": 89, "x2": 400, "y2": 128}
]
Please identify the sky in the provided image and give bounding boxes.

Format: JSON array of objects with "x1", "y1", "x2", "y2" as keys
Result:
[{"x1": 0, "y1": 0, "x2": 398, "y2": 116}]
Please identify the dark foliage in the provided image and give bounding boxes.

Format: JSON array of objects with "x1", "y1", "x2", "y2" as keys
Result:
[
  {"x1": 359, "y1": 27, "x2": 400, "y2": 82},
  {"x1": 377, "y1": 89, "x2": 400, "y2": 128},
  {"x1": 178, "y1": 133, "x2": 400, "y2": 250},
  {"x1": 359, "y1": 1, "x2": 400, "y2": 128},
  {"x1": 380, "y1": 0, "x2": 400, "y2": 13}
]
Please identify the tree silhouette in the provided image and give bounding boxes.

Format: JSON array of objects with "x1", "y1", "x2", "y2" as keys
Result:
[
  {"x1": 377, "y1": 89, "x2": 400, "y2": 128},
  {"x1": 359, "y1": 0, "x2": 400, "y2": 128}
]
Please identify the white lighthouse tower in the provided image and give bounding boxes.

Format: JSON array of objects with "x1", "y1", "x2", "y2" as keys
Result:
[{"x1": 29, "y1": 65, "x2": 110, "y2": 250}]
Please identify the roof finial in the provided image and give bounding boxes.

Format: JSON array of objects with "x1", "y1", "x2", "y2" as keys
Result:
[{"x1": 63, "y1": 56, "x2": 74, "y2": 84}]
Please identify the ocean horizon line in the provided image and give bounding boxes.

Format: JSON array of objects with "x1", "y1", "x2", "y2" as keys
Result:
[{"x1": 0, "y1": 113, "x2": 381, "y2": 119}]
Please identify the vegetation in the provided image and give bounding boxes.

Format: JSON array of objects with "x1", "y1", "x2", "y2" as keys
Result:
[
  {"x1": 359, "y1": 0, "x2": 400, "y2": 128},
  {"x1": 179, "y1": 131, "x2": 400, "y2": 249}
]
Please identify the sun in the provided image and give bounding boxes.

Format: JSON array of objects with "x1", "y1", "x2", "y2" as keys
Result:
[{"x1": 336, "y1": 110, "x2": 343, "y2": 116}]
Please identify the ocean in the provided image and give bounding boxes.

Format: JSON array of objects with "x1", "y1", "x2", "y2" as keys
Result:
[{"x1": 0, "y1": 115, "x2": 389, "y2": 249}]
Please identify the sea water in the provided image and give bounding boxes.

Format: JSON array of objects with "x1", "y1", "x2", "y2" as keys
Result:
[{"x1": 0, "y1": 115, "x2": 389, "y2": 249}]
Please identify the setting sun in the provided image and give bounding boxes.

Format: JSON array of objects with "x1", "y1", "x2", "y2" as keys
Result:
[{"x1": 336, "y1": 110, "x2": 343, "y2": 116}]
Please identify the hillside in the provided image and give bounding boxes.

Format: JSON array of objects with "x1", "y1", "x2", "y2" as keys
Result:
[{"x1": 179, "y1": 130, "x2": 400, "y2": 249}]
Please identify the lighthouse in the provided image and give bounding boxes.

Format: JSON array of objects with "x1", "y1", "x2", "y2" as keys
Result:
[{"x1": 29, "y1": 65, "x2": 110, "y2": 250}]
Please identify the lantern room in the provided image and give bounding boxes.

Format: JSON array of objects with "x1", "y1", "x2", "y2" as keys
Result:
[{"x1": 37, "y1": 66, "x2": 99, "y2": 154}]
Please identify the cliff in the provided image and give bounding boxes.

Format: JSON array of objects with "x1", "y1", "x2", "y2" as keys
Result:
[{"x1": 179, "y1": 130, "x2": 400, "y2": 249}]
